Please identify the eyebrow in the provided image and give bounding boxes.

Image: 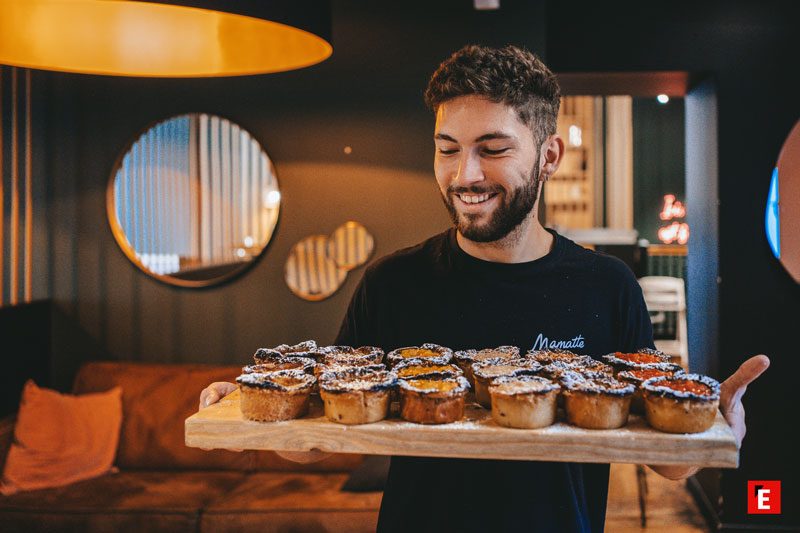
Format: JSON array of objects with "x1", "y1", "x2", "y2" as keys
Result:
[{"x1": 434, "y1": 132, "x2": 515, "y2": 143}]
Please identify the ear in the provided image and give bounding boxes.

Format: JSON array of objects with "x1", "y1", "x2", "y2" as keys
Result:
[{"x1": 539, "y1": 134, "x2": 565, "y2": 181}]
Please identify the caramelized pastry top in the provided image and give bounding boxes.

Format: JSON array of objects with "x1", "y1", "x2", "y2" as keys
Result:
[
  {"x1": 539, "y1": 356, "x2": 607, "y2": 378},
  {"x1": 273, "y1": 340, "x2": 318, "y2": 354},
  {"x1": 398, "y1": 376, "x2": 470, "y2": 395},
  {"x1": 601, "y1": 348, "x2": 673, "y2": 368},
  {"x1": 560, "y1": 372, "x2": 635, "y2": 396},
  {"x1": 236, "y1": 370, "x2": 316, "y2": 392},
  {"x1": 318, "y1": 367, "x2": 397, "y2": 393},
  {"x1": 618, "y1": 366, "x2": 684, "y2": 385},
  {"x1": 527, "y1": 349, "x2": 583, "y2": 365},
  {"x1": 454, "y1": 345, "x2": 519, "y2": 364},
  {"x1": 242, "y1": 357, "x2": 315, "y2": 375},
  {"x1": 472, "y1": 358, "x2": 542, "y2": 380},
  {"x1": 489, "y1": 375, "x2": 561, "y2": 396},
  {"x1": 316, "y1": 361, "x2": 386, "y2": 376},
  {"x1": 387, "y1": 343, "x2": 453, "y2": 365},
  {"x1": 641, "y1": 374, "x2": 720, "y2": 401},
  {"x1": 252, "y1": 348, "x2": 284, "y2": 363},
  {"x1": 318, "y1": 345, "x2": 385, "y2": 364},
  {"x1": 394, "y1": 361, "x2": 463, "y2": 380},
  {"x1": 254, "y1": 340, "x2": 323, "y2": 362}
]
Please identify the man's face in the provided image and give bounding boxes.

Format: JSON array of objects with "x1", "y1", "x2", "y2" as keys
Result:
[{"x1": 433, "y1": 95, "x2": 542, "y2": 243}]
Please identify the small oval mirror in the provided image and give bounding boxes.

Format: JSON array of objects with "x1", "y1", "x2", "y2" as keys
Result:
[
  {"x1": 285, "y1": 235, "x2": 347, "y2": 301},
  {"x1": 326, "y1": 220, "x2": 375, "y2": 271},
  {"x1": 107, "y1": 113, "x2": 280, "y2": 287}
]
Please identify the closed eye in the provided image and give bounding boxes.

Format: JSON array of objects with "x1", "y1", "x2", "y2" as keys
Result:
[
  {"x1": 483, "y1": 148, "x2": 510, "y2": 156},
  {"x1": 437, "y1": 148, "x2": 459, "y2": 155}
]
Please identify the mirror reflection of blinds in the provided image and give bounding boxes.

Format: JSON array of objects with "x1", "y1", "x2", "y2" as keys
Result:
[
  {"x1": 285, "y1": 236, "x2": 346, "y2": 300},
  {"x1": 116, "y1": 117, "x2": 192, "y2": 274},
  {"x1": 327, "y1": 221, "x2": 374, "y2": 270},
  {"x1": 114, "y1": 114, "x2": 278, "y2": 275}
]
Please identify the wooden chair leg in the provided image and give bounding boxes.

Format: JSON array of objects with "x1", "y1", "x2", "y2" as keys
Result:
[{"x1": 636, "y1": 464, "x2": 649, "y2": 528}]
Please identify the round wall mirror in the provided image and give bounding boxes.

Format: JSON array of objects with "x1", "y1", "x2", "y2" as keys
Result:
[{"x1": 107, "y1": 113, "x2": 280, "y2": 287}]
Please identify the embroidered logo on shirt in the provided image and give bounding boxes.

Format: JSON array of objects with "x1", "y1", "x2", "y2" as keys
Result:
[{"x1": 531, "y1": 333, "x2": 585, "y2": 351}]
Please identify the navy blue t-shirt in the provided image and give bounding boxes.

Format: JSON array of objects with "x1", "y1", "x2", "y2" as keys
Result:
[{"x1": 335, "y1": 228, "x2": 654, "y2": 533}]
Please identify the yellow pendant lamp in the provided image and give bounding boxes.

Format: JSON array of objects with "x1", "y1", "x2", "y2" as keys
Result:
[{"x1": 0, "y1": 0, "x2": 332, "y2": 77}]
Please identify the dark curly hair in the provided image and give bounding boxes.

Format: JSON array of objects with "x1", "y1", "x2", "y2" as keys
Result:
[{"x1": 424, "y1": 44, "x2": 561, "y2": 146}]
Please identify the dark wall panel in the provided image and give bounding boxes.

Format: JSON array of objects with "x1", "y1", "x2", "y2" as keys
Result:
[
  {"x1": 632, "y1": 97, "x2": 686, "y2": 245},
  {"x1": 548, "y1": 1, "x2": 798, "y2": 529}
]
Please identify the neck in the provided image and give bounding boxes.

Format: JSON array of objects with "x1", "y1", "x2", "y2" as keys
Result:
[{"x1": 455, "y1": 211, "x2": 555, "y2": 263}]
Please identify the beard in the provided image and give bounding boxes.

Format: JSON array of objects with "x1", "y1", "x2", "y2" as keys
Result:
[{"x1": 441, "y1": 164, "x2": 541, "y2": 243}]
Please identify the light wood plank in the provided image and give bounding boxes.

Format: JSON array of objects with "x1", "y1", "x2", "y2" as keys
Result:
[{"x1": 186, "y1": 390, "x2": 738, "y2": 468}]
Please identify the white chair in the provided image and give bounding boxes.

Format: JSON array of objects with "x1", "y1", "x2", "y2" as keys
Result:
[
  {"x1": 637, "y1": 276, "x2": 689, "y2": 370},
  {"x1": 635, "y1": 276, "x2": 689, "y2": 527}
]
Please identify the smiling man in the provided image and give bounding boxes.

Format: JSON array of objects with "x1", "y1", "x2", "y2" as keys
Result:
[{"x1": 201, "y1": 44, "x2": 769, "y2": 533}]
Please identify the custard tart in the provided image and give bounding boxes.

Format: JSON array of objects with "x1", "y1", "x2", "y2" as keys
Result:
[
  {"x1": 242, "y1": 357, "x2": 316, "y2": 376},
  {"x1": 561, "y1": 372, "x2": 634, "y2": 429},
  {"x1": 488, "y1": 375, "x2": 561, "y2": 429},
  {"x1": 453, "y1": 346, "x2": 519, "y2": 385},
  {"x1": 471, "y1": 358, "x2": 542, "y2": 408},
  {"x1": 314, "y1": 360, "x2": 386, "y2": 380},
  {"x1": 601, "y1": 348, "x2": 674, "y2": 374},
  {"x1": 641, "y1": 374, "x2": 720, "y2": 433},
  {"x1": 398, "y1": 376, "x2": 470, "y2": 424},
  {"x1": 318, "y1": 367, "x2": 398, "y2": 425},
  {"x1": 318, "y1": 345, "x2": 385, "y2": 366},
  {"x1": 527, "y1": 349, "x2": 583, "y2": 365},
  {"x1": 393, "y1": 360, "x2": 463, "y2": 380},
  {"x1": 237, "y1": 370, "x2": 316, "y2": 422},
  {"x1": 617, "y1": 365, "x2": 684, "y2": 414},
  {"x1": 386, "y1": 343, "x2": 453, "y2": 368},
  {"x1": 254, "y1": 340, "x2": 323, "y2": 363},
  {"x1": 539, "y1": 358, "x2": 613, "y2": 381},
  {"x1": 273, "y1": 340, "x2": 318, "y2": 353}
]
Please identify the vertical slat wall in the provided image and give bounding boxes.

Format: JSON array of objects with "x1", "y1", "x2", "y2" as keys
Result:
[
  {"x1": 111, "y1": 114, "x2": 280, "y2": 275},
  {"x1": 0, "y1": 66, "x2": 38, "y2": 307}
]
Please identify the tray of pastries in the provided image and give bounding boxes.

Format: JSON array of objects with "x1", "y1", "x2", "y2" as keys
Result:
[{"x1": 185, "y1": 341, "x2": 738, "y2": 467}]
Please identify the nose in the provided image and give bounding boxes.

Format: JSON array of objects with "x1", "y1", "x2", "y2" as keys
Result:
[{"x1": 453, "y1": 150, "x2": 484, "y2": 188}]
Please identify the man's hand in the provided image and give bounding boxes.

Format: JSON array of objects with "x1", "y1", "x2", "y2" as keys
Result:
[
  {"x1": 719, "y1": 354, "x2": 770, "y2": 447},
  {"x1": 197, "y1": 381, "x2": 331, "y2": 463},
  {"x1": 649, "y1": 354, "x2": 770, "y2": 480},
  {"x1": 197, "y1": 382, "x2": 240, "y2": 451},
  {"x1": 199, "y1": 381, "x2": 237, "y2": 410}
]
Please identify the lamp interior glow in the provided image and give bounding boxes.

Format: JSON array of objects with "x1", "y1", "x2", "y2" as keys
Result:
[{"x1": 0, "y1": 0, "x2": 332, "y2": 77}]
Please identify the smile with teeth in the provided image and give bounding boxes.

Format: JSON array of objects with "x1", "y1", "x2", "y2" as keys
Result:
[{"x1": 457, "y1": 192, "x2": 497, "y2": 204}]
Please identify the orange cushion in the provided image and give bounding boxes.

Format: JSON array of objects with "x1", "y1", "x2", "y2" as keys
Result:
[{"x1": 0, "y1": 380, "x2": 123, "y2": 495}]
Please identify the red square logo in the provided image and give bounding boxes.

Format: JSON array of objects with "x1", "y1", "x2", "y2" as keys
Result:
[{"x1": 748, "y1": 480, "x2": 781, "y2": 514}]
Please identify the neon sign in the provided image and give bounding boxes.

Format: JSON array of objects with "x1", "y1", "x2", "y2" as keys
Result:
[{"x1": 658, "y1": 194, "x2": 689, "y2": 244}]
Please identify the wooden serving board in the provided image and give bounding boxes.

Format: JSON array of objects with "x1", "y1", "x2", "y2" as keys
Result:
[{"x1": 185, "y1": 390, "x2": 739, "y2": 467}]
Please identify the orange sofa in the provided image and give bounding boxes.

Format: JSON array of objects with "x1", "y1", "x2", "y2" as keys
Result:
[{"x1": 0, "y1": 362, "x2": 382, "y2": 532}]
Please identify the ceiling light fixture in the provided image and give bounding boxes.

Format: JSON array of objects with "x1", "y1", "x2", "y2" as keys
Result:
[{"x1": 0, "y1": 0, "x2": 332, "y2": 77}]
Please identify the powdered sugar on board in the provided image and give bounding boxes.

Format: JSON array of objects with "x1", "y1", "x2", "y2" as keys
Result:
[{"x1": 186, "y1": 390, "x2": 739, "y2": 467}]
